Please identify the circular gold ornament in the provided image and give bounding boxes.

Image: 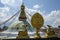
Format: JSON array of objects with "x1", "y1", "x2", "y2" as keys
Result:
[{"x1": 31, "y1": 12, "x2": 44, "y2": 28}]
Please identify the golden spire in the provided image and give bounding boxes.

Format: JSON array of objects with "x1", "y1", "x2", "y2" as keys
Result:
[
  {"x1": 18, "y1": 1, "x2": 27, "y2": 21},
  {"x1": 21, "y1": 1, "x2": 25, "y2": 11}
]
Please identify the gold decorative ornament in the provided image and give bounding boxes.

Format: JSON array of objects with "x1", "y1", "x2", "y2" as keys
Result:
[
  {"x1": 31, "y1": 13, "x2": 44, "y2": 28},
  {"x1": 31, "y1": 12, "x2": 44, "y2": 38}
]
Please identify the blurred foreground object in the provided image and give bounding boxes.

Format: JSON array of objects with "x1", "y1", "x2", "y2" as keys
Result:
[
  {"x1": 31, "y1": 12, "x2": 44, "y2": 38},
  {"x1": 45, "y1": 25, "x2": 57, "y2": 38},
  {"x1": 16, "y1": 25, "x2": 29, "y2": 38}
]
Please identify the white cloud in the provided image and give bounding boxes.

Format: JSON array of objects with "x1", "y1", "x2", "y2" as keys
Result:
[
  {"x1": 53, "y1": 19, "x2": 60, "y2": 27},
  {"x1": 45, "y1": 10, "x2": 60, "y2": 28},
  {"x1": 0, "y1": 0, "x2": 22, "y2": 24},
  {"x1": 25, "y1": 5, "x2": 44, "y2": 17},
  {"x1": 33, "y1": 4, "x2": 43, "y2": 10},
  {"x1": 0, "y1": 7, "x2": 10, "y2": 21},
  {"x1": 33, "y1": 4, "x2": 40, "y2": 9},
  {"x1": 1, "y1": 0, "x2": 22, "y2": 7}
]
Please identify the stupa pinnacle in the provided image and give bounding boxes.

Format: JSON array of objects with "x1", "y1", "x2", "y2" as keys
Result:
[{"x1": 18, "y1": 2, "x2": 27, "y2": 22}]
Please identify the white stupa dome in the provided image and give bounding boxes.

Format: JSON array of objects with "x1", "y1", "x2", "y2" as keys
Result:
[{"x1": 6, "y1": 21, "x2": 25, "y2": 32}]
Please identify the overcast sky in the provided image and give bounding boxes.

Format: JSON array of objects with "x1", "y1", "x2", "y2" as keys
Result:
[{"x1": 0, "y1": 0, "x2": 60, "y2": 28}]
